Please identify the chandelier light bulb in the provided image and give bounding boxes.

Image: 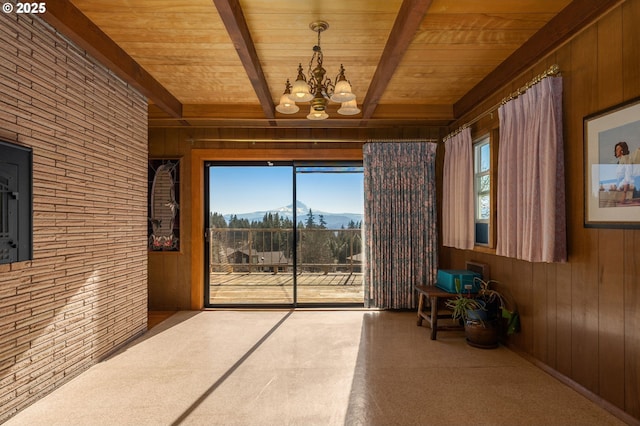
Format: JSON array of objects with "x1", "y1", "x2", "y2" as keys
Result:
[
  {"x1": 290, "y1": 64, "x2": 314, "y2": 102},
  {"x1": 276, "y1": 93, "x2": 299, "y2": 114},
  {"x1": 330, "y1": 80, "x2": 355, "y2": 103},
  {"x1": 291, "y1": 80, "x2": 313, "y2": 102},
  {"x1": 330, "y1": 65, "x2": 355, "y2": 103},
  {"x1": 306, "y1": 106, "x2": 328, "y2": 120},
  {"x1": 276, "y1": 79, "x2": 300, "y2": 114},
  {"x1": 337, "y1": 99, "x2": 360, "y2": 116}
]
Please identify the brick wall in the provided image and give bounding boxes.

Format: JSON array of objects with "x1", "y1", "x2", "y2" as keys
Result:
[{"x1": 0, "y1": 12, "x2": 148, "y2": 422}]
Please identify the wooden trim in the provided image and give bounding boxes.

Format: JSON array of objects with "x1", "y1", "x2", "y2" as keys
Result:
[
  {"x1": 489, "y1": 127, "x2": 499, "y2": 249},
  {"x1": 361, "y1": 0, "x2": 434, "y2": 120},
  {"x1": 507, "y1": 343, "x2": 640, "y2": 426},
  {"x1": 471, "y1": 245, "x2": 496, "y2": 256},
  {"x1": 190, "y1": 148, "x2": 363, "y2": 309},
  {"x1": 190, "y1": 150, "x2": 205, "y2": 310},
  {"x1": 212, "y1": 0, "x2": 275, "y2": 122},
  {"x1": 42, "y1": 1, "x2": 183, "y2": 118},
  {"x1": 454, "y1": 0, "x2": 624, "y2": 118}
]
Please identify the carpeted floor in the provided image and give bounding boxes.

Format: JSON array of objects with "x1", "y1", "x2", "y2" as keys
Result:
[{"x1": 4, "y1": 310, "x2": 627, "y2": 425}]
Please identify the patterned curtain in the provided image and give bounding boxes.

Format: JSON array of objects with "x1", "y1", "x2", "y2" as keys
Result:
[
  {"x1": 496, "y1": 76, "x2": 566, "y2": 262},
  {"x1": 363, "y1": 141, "x2": 438, "y2": 309},
  {"x1": 442, "y1": 127, "x2": 474, "y2": 249}
]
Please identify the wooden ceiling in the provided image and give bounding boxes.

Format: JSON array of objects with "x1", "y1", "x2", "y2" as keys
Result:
[{"x1": 41, "y1": 0, "x2": 620, "y2": 129}]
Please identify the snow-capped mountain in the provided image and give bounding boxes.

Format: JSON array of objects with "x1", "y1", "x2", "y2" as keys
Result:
[
  {"x1": 273, "y1": 200, "x2": 309, "y2": 216},
  {"x1": 223, "y1": 201, "x2": 362, "y2": 229}
]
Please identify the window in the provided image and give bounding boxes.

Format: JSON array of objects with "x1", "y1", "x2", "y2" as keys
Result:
[
  {"x1": 473, "y1": 136, "x2": 490, "y2": 246},
  {"x1": 0, "y1": 140, "x2": 32, "y2": 264}
]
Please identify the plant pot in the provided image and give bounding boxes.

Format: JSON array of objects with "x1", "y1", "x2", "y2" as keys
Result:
[
  {"x1": 464, "y1": 318, "x2": 499, "y2": 349},
  {"x1": 466, "y1": 300, "x2": 487, "y2": 321}
]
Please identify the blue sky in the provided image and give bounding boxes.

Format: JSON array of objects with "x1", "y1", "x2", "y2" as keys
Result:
[{"x1": 209, "y1": 165, "x2": 364, "y2": 215}]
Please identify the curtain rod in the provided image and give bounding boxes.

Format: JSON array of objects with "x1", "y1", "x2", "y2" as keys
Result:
[
  {"x1": 187, "y1": 138, "x2": 439, "y2": 143},
  {"x1": 443, "y1": 64, "x2": 561, "y2": 142},
  {"x1": 366, "y1": 138, "x2": 439, "y2": 143},
  {"x1": 188, "y1": 138, "x2": 361, "y2": 143}
]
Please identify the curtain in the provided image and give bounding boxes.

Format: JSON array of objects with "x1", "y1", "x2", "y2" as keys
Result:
[
  {"x1": 363, "y1": 141, "x2": 438, "y2": 309},
  {"x1": 442, "y1": 127, "x2": 474, "y2": 249},
  {"x1": 496, "y1": 76, "x2": 566, "y2": 262}
]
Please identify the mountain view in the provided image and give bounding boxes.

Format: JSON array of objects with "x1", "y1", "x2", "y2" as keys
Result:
[{"x1": 223, "y1": 201, "x2": 363, "y2": 229}]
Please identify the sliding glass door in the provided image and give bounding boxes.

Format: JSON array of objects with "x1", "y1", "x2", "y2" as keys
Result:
[
  {"x1": 206, "y1": 163, "x2": 294, "y2": 305},
  {"x1": 205, "y1": 161, "x2": 363, "y2": 307},
  {"x1": 294, "y1": 164, "x2": 364, "y2": 304}
]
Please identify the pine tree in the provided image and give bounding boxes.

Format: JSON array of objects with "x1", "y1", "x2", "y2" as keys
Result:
[
  {"x1": 209, "y1": 212, "x2": 227, "y2": 228},
  {"x1": 305, "y1": 209, "x2": 316, "y2": 228}
]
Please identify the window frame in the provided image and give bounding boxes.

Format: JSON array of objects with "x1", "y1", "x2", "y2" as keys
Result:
[
  {"x1": 473, "y1": 135, "x2": 491, "y2": 246},
  {"x1": 470, "y1": 128, "x2": 498, "y2": 250}
]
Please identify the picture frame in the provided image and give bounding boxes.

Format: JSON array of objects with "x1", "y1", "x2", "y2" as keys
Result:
[
  {"x1": 583, "y1": 96, "x2": 640, "y2": 228},
  {"x1": 148, "y1": 159, "x2": 181, "y2": 251}
]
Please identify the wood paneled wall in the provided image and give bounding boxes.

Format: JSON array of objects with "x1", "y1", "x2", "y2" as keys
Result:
[
  {"x1": 148, "y1": 1, "x2": 640, "y2": 421},
  {"x1": 441, "y1": 1, "x2": 640, "y2": 420},
  {"x1": 147, "y1": 127, "x2": 445, "y2": 310}
]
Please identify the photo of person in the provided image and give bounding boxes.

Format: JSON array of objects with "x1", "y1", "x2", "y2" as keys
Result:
[
  {"x1": 614, "y1": 141, "x2": 640, "y2": 198},
  {"x1": 596, "y1": 119, "x2": 640, "y2": 207}
]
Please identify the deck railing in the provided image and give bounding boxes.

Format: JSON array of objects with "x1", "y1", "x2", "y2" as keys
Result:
[{"x1": 208, "y1": 227, "x2": 363, "y2": 274}]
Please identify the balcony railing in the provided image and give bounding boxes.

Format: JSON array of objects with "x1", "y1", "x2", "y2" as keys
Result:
[{"x1": 208, "y1": 227, "x2": 363, "y2": 274}]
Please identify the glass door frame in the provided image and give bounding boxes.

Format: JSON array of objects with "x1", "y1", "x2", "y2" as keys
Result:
[{"x1": 204, "y1": 160, "x2": 364, "y2": 308}]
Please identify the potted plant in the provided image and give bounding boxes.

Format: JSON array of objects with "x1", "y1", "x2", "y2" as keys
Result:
[{"x1": 445, "y1": 277, "x2": 519, "y2": 348}]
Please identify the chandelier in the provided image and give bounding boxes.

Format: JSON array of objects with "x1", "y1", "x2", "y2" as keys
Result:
[{"x1": 276, "y1": 21, "x2": 360, "y2": 120}]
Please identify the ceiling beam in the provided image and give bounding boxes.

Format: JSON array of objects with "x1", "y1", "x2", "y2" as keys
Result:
[
  {"x1": 360, "y1": 0, "x2": 434, "y2": 120},
  {"x1": 212, "y1": 0, "x2": 276, "y2": 123},
  {"x1": 42, "y1": 0, "x2": 182, "y2": 119},
  {"x1": 454, "y1": 0, "x2": 624, "y2": 118}
]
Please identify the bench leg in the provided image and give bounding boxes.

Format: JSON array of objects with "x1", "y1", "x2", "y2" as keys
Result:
[
  {"x1": 430, "y1": 296, "x2": 438, "y2": 340},
  {"x1": 416, "y1": 293, "x2": 425, "y2": 326}
]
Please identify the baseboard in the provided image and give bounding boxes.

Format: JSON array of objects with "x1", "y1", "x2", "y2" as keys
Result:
[{"x1": 506, "y1": 343, "x2": 640, "y2": 426}]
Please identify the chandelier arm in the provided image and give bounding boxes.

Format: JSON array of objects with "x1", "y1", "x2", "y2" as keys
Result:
[{"x1": 324, "y1": 78, "x2": 335, "y2": 97}]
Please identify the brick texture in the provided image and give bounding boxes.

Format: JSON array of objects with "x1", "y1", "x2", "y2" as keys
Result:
[{"x1": 0, "y1": 12, "x2": 148, "y2": 422}]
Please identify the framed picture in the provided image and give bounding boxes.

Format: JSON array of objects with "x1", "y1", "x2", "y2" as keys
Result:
[
  {"x1": 584, "y1": 96, "x2": 640, "y2": 228},
  {"x1": 148, "y1": 159, "x2": 181, "y2": 250}
]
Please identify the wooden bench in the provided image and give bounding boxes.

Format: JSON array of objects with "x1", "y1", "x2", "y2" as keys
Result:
[{"x1": 415, "y1": 284, "x2": 464, "y2": 340}]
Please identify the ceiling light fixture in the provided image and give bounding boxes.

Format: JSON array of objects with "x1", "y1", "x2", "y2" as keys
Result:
[{"x1": 276, "y1": 21, "x2": 359, "y2": 120}]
